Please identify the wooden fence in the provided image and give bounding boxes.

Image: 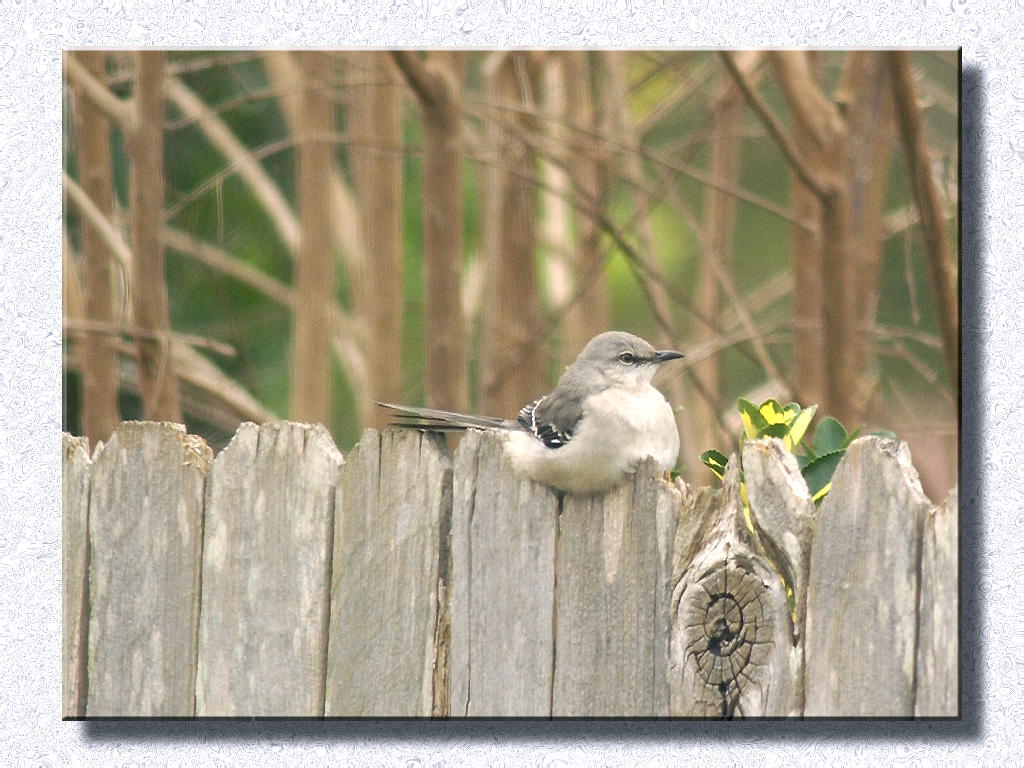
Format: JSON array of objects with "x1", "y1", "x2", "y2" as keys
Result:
[{"x1": 62, "y1": 421, "x2": 958, "y2": 718}]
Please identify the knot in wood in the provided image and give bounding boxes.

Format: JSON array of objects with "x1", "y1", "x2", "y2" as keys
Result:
[{"x1": 685, "y1": 564, "x2": 773, "y2": 690}]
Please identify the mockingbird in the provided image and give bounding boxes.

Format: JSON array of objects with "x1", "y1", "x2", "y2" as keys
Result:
[{"x1": 381, "y1": 331, "x2": 683, "y2": 495}]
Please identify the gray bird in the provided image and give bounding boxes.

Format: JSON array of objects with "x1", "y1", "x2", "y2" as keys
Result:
[{"x1": 381, "y1": 331, "x2": 684, "y2": 495}]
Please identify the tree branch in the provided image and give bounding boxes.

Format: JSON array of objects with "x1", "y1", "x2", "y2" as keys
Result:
[
  {"x1": 63, "y1": 52, "x2": 135, "y2": 130},
  {"x1": 166, "y1": 75, "x2": 300, "y2": 255},
  {"x1": 888, "y1": 51, "x2": 959, "y2": 393},
  {"x1": 391, "y1": 50, "x2": 441, "y2": 106},
  {"x1": 720, "y1": 51, "x2": 826, "y2": 198},
  {"x1": 768, "y1": 51, "x2": 845, "y2": 151},
  {"x1": 62, "y1": 171, "x2": 132, "y2": 275},
  {"x1": 164, "y1": 228, "x2": 293, "y2": 307},
  {"x1": 63, "y1": 317, "x2": 236, "y2": 358}
]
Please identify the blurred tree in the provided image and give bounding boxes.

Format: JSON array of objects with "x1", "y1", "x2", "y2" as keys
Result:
[
  {"x1": 477, "y1": 51, "x2": 545, "y2": 418},
  {"x1": 347, "y1": 52, "x2": 403, "y2": 430},
  {"x1": 393, "y1": 50, "x2": 468, "y2": 413},
  {"x1": 289, "y1": 51, "x2": 333, "y2": 426},
  {"x1": 70, "y1": 51, "x2": 119, "y2": 444},
  {"x1": 60, "y1": 50, "x2": 958, "y2": 497}
]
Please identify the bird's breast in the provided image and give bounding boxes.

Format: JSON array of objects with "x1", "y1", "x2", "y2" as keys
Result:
[{"x1": 580, "y1": 386, "x2": 680, "y2": 470}]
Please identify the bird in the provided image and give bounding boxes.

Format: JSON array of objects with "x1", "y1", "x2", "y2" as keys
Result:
[{"x1": 380, "y1": 331, "x2": 684, "y2": 495}]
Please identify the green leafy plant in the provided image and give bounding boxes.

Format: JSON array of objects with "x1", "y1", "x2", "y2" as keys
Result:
[{"x1": 700, "y1": 397, "x2": 890, "y2": 506}]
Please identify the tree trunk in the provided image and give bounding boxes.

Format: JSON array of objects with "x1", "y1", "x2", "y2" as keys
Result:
[
  {"x1": 72, "y1": 50, "x2": 119, "y2": 443},
  {"x1": 477, "y1": 51, "x2": 544, "y2": 418},
  {"x1": 768, "y1": 51, "x2": 857, "y2": 427},
  {"x1": 789, "y1": 52, "x2": 825, "y2": 409},
  {"x1": 560, "y1": 51, "x2": 608, "y2": 366},
  {"x1": 348, "y1": 52, "x2": 404, "y2": 429},
  {"x1": 392, "y1": 50, "x2": 468, "y2": 412},
  {"x1": 129, "y1": 51, "x2": 180, "y2": 422},
  {"x1": 888, "y1": 52, "x2": 959, "y2": 395},
  {"x1": 838, "y1": 52, "x2": 896, "y2": 417},
  {"x1": 289, "y1": 51, "x2": 334, "y2": 425},
  {"x1": 693, "y1": 64, "x2": 742, "y2": 452}
]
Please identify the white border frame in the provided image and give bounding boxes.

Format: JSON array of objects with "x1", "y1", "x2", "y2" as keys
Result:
[{"x1": 4, "y1": 0, "x2": 1015, "y2": 761}]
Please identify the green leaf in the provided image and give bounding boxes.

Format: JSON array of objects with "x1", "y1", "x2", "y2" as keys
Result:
[
  {"x1": 784, "y1": 404, "x2": 817, "y2": 452},
  {"x1": 760, "y1": 422, "x2": 791, "y2": 440},
  {"x1": 811, "y1": 481, "x2": 832, "y2": 504},
  {"x1": 842, "y1": 425, "x2": 863, "y2": 449},
  {"x1": 782, "y1": 402, "x2": 802, "y2": 420},
  {"x1": 870, "y1": 429, "x2": 898, "y2": 440},
  {"x1": 759, "y1": 399, "x2": 788, "y2": 426},
  {"x1": 813, "y1": 416, "x2": 848, "y2": 456},
  {"x1": 798, "y1": 438, "x2": 817, "y2": 461},
  {"x1": 700, "y1": 449, "x2": 729, "y2": 481},
  {"x1": 801, "y1": 449, "x2": 845, "y2": 503},
  {"x1": 737, "y1": 398, "x2": 767, "y2": 440}
]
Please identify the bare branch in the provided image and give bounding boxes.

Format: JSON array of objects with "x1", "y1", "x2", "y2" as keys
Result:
[
  {"x1": 768, "y1": 51, "x2": 845, "y2": 150},
  {"x1": 164, "y1": 228, "x2": 292, "y2": 307},
  {"x1": 63, "y1": 52, "x2": 135, "y2": 130},
  {"x1": 464, "y1": 93, "x2": 815, "y2": 233},
  {"x1": 888, "y1": 51, "x2": 959, "y2": 393},
  {"x1": 720, "y1": 51, "x2": 826, "y2": 197},
  {"x1": 62, "y1": 171, "x2": 132, "y2": 275},
  {"x1": 63, "y1": 317, "x2": 236, "y2": 358},
  {"x1": 391, "y1": 50, "x2": 442, "y2": 106},
  {"x1": 166, "y1": 75, "x2": 300, "y2": 255}
]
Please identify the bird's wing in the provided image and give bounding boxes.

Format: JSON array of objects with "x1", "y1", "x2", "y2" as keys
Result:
[
  {"x1": 517, "y1": 394, "x2": 582, "y2": 450},
  {"x1": 378, "y1": 402, "x2": 513, "y2": 431}
]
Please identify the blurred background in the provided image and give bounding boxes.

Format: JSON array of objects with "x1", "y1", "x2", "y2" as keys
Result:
[{"x1": 61, "y1": 50, "x2": 958, "y2": 501}]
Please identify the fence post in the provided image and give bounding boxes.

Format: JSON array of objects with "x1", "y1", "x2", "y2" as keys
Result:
[
  {"x1": 449, "y1": 429, "x2": 560, "y2": 716},
  {"x1": 325, "y1": 429, "x2": 451, "y2": 716},
  {"x1": 669, "y1": 453, "x2": 799, "y2": 717},
  {"x1": 195, "y1": 421, "x2": 341, "y2": 716},
  {"x1": 803, "y1": 437, "x2": 933, "y2": 716},
  {"x1": 915, "y1": 487, "x2": 959, "y2": 716},
  {"x1": 552, "y1": 457, "x2": 680, "y2": 716},
  {"x1": 85, "y1": 422, "x2": 210, "y2": 716},
  {"x1": 62, "y1": 434, "x2": 91, "y2": 718}
]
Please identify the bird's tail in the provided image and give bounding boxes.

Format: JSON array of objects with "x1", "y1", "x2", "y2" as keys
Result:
[{"x1": 377, "y1": 402, "x2": 514, "y2": 432}]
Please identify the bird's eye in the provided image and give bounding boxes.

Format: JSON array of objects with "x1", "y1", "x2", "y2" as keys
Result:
[{"x1": 618, "y1": 352, "x2": 636, "y2": 365}]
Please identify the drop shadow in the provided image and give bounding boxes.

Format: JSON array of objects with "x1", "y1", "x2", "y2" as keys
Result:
[{"x1": 74, "y1": 55, "x2": 983, "y2": 752}]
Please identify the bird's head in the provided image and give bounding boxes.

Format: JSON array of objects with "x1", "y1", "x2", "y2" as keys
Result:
[{"x1": 573, "y1": 331, "x2": 684, "y2": 390}]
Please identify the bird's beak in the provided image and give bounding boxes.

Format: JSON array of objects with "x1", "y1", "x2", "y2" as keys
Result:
[{"x1": 653, "y1": 349, "x2": 684, "y2": 363}]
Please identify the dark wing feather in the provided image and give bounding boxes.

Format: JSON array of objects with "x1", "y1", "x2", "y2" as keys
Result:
[
  {"x1": 517, "y1": 395, "x2": 581, "y2": 450},
  {"x1": 378, "y1": 402, "x2": 510, "y2": 431}
]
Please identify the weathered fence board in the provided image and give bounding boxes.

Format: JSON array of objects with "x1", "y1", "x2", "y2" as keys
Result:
[
  {"x1": 326, "y1": 429, "x2": 451, "y2": 716},
  {"x1": 803, "y1": 437, "x2": 933, "y2": 717},
  {"x1": 553, "y1": 459, "x2": 680, "y2": 716},
  {"x1": 915, "y1": 487, "x2": 959, "y2": 716},
  {"x1": 85, "y1": 422, "x2": 211, "y2": 716},
  {"x1": 196, "y1": 421, "x2": 341, "y2": 716},
  {"x1": 449, "y1": 429, "x2": 559, "y2": 717},
  {"x1": 741, "y1": 439, "x2": 818, "y2": 644},
  {"x1": 63, "y1": 423, "x2": 957, "y2": 719},
  {"x1": 670, "y1": 458, "x2": 798, "y2": 717},
  {"x1": 62, "y1": 434, "x2": 91, "y2": 718}
]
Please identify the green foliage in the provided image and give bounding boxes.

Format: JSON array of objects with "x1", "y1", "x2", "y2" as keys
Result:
[{"x1": 701, "y1": 397, "x2": 881, "y2": 507}]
